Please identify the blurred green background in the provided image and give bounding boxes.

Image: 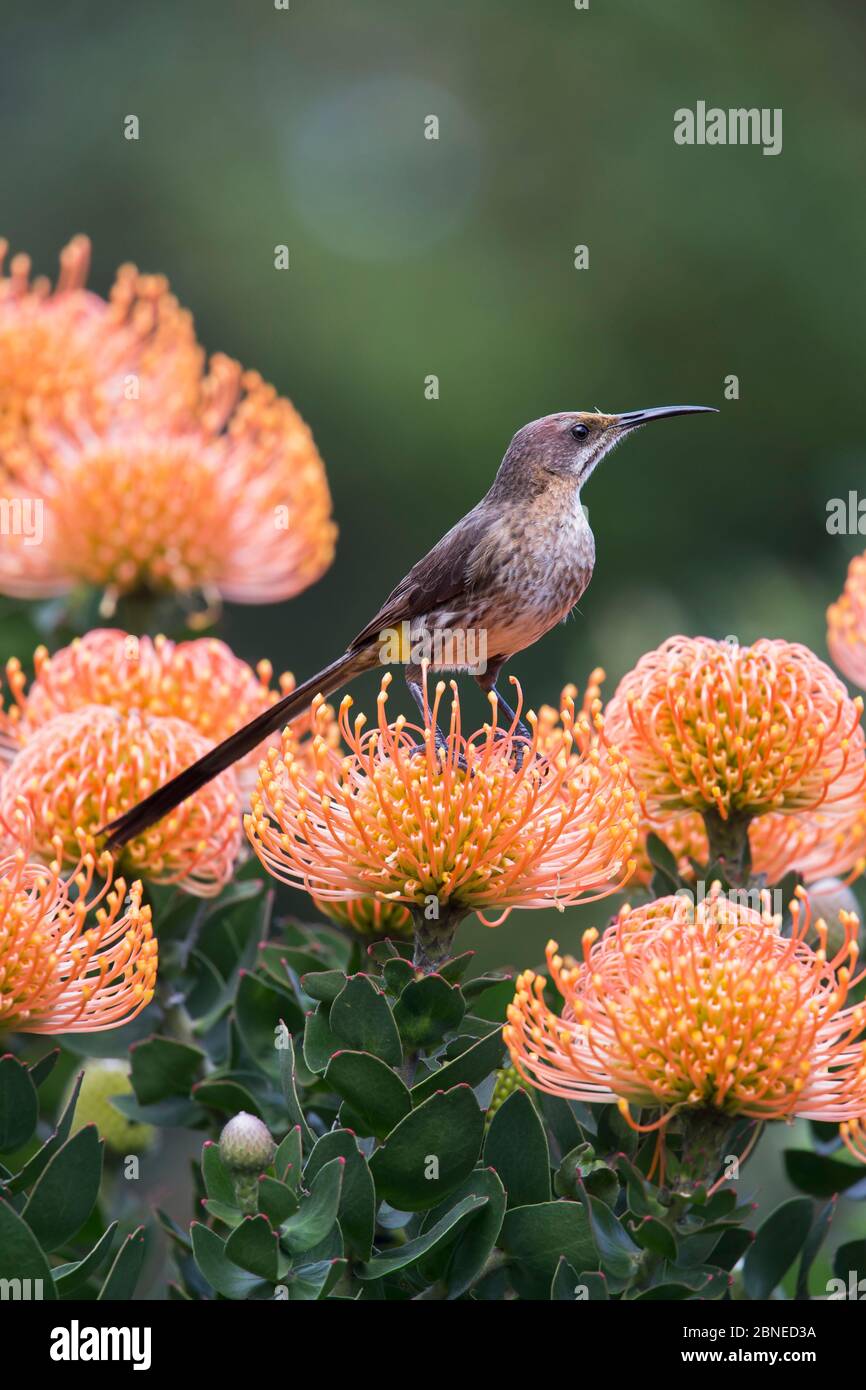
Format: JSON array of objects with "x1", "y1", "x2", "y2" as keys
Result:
[{"x1": 3, "y1": 0, "x2": 866, "y2": 977}]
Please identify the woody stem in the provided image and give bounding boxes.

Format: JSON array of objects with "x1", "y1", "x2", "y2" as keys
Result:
[{"x1": 410, "y1": 903, "x2": 468, "y2": 973}]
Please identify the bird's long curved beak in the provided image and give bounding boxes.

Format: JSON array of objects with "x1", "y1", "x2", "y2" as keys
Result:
[{"x1": 614, "y1": 405, "x2": 718, "y2": 431}]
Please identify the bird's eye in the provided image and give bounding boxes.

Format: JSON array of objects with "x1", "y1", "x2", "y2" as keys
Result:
[{"x1": 570, "y1": 422, "x2": 590, "y2": 441}]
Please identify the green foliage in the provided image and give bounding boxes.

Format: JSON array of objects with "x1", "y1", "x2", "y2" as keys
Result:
[
  {"x1": 0, "y1": 1053, "x2": 145, "y2": 1299},
  {"x1": 132, "y1": 905, "x2": 843, "y2": 1301},
  {"x1": 2, "y1": 865, "x2": 854, "y2": 1301}
]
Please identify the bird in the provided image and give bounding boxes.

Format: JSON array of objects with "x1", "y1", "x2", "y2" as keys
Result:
[{"x1": 104, "y1": 404, "x2": 716, "y2": 849}]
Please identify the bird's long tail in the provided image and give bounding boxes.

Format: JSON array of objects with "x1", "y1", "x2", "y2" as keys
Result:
[{"x1": 102, "y1": 646, "x2": 377, "y2": 850}]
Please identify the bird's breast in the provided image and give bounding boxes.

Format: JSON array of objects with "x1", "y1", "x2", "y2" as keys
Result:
[{"x1": 457, "y1": 500, "x2": 595, "y2": 657}]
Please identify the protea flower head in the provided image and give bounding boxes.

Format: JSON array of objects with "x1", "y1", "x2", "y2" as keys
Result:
[
  {"x1": 1, "y1": 705, "x2": 242, "y2": 896},
  {"x1": 828, "y1": 552, "x2": 866, "y2": 691},
  {"x1": 0, "y1": 239, "x2": 336, "y2": 615},
  {"x1": 0, "y1": 805, "x2": 156, "y2": 1035},
  {"x1": 311, "y1": 893, "x2": 413, "y2": 940},
  {"x1": 0, "y1": 234, "x2": 201, "y2": 468},
  {"x1": 246, "y1": 674, "x2": 638, "y2": 963},
  {"x1": 1, "y1": 628, "x2": 298, "y2": 786},
  {"x1": 604, "y1": 636, "x2": 866, "y2": 825},
  {"x1": 505, "y1": 885, "x2": 866, "y2": 1159}
]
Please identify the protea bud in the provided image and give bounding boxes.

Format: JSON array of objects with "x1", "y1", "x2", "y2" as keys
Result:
[
  {"x1": 219, "y1": 1111, "x2": 276, "y2": 1212},
  {"x1": 485, "y1": 1062, "x2": 526, "y2": 1131}
]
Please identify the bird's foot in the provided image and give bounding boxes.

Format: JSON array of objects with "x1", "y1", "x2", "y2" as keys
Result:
[
  {"x1": 403, "y1": 733, "x2": 469, "y2": 773},
  {"x1": 490, "y1": 727, "x2": 531, "y2": 770}
]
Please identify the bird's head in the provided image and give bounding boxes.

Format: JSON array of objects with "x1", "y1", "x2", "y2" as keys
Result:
[{"x1": 501, "y1": 405, "x2": 718, "y2": 492}]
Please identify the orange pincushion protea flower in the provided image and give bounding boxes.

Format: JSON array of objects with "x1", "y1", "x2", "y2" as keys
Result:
[
  {"x1": 505, "y1": 886, "x2": 866, "y2": 1150},
  {"x1": 1, "y1": 628, "x2": 298, "y2": 785},
  {"x1": 0, "y1": 237, "x2": 336, "y2": 610},
  {"x1": 604, "y1": 636, "x2": 866, "y2": 824},
  {"x1": 311, "y1": 894, "x2": 413, "y2": 940},
  {"x1": 0, "y1": 234, "x2": 201, "y2": 468},
  {"x1": 1, "y1": 706, "x2": 242, "y2": 897},
  {"x1": 828, "y1": 552, "x2": 866, "y2": 691},
  {"x1": 0, "y1": 810, "x2": 156, "y2": 1035},
  {"x1": 246, "y1": 674, "x2": 638, "y2": 926}
]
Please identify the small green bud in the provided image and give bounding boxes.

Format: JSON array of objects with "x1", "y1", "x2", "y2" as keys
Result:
[
  {"x1": 485, "y1": 1062, "x2": 525, "y2": 1130},
  {"x1": 219, "y1": 1112, "x2": 276, "y2": 1175}
]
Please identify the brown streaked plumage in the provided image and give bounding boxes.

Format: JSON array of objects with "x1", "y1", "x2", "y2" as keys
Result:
[{"x1": 104, "y1": 405, "x2": 716, "y2": 849}]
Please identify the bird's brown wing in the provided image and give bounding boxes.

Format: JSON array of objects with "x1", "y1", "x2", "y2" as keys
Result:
[{"x1": 348, "y1": 505, "x2": 490, "y2": 653}]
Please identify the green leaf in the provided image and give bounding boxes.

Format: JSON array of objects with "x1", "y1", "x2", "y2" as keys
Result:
[
  {"x1": 467, "y1": 978, "x2": 516, "y2": 1022},
  {"x1": 645, "y1": 832, "x2": 679, "y2": 888},
  {"x1": 539, "y1": 1094, "x2": 585, "y2": 1155},
  {"x1": 2, "y1": 1069, "x2": 85, "y2": 1195},
  {"x1": 393, "y1": 975, "x2": 465, "y2": 1048},
  {"x1": 612, "y1": 1154, "x2": 665, "y2": 1219},
  {"x1": 796, "y1": 1198, "x2": 835, "y2": 1299},
  {"x1": 743, "y1": 1197, "x2": 813, "y2": 1299},
  {"x1": 28, "y1": 1048, "x2": 61, "y2": 1090},
  {"x1": 60, "y1": 1011, "x2": 158, "y2": 1058},
  {"x1": 550, "y1": 1256, "x2": 581, "y2": 1301},
  {"x1": 281, "y1": 1156, "x2": 344, "y2": 1255},
  {"x1": 631, "y1": 1215, "x2": 677, "y2": 1261},
  {"x1": 129, "y1": 1035, "x2": 205, "y2": 1105},
  {"x1": 192, "y1": 1077, "x2": 263, "y2": 1117},
  {"x1": 325, "y1": 1050, "x2": 411, "y2": 1138},
  {"x1": 191, "y1": 1223, "x2": 266, "y2": 1299},
  {"x1": 784, "y1": 1149, "x2": 866, "y2": 1199},
  {"x1": 500, "y1": 1200, "x2": 595, "y2": 1300},
  {"x1": 425, "y1": 1168, "x2": 507, "y2": 1299},
  {"x1": 301, "y1": 969, "x2": 347, "y2": 1003},
  {"x1": 712, "y1": 1227, "x2": 753, "y2": 1272},
  {"x1": 202, "y1": 1199, "x2": 243, "y2": 1230},
  {"x1": 370, "y1": 1085, "x2": 484, "y2": 1212},
  {"x1": 288, "y1": 1256, "x2": 347, "y2": 1300},
  {"x1": 234, "y1": 972, "x2": 303, "y2": 1077},
  {"x1": 98, "y1": 1226, "x2": 146, "y2": 1300},
  {"x1": 304, "y1": 1131, "x2": 376, "y2": 1262},
  {"x1": 202, "y1": 1141, "x2": 237, "y2": 1206},
  {"x1": 226, "y1": 1214, "x2": 281, "y2": 1282},
  {"x1": 0, "y1": 1053, "x2": 39, "y2": 1152},
  {"x1": 0, "y1": 1198, "x2": 57, "y2": 1299},
  {"x1": 576, "y1": 1270, "x2": 610, "y2": 1300},
  {"x1": 634, "y1": 1281, "x2": 702, "y2": 1300},
  {"x1": 303, "y1": 1004, "x2": 341, "y2": 1074},
  {"x1": 257, "y1": 1176, "x2": 299, "y2": 1226},
  {"x1": 484, "y1": 1089, "x2": 551, "y2": 1208},
  {"x1": 54, "y1": 1223, "x2": 118, "y2": 1295},
  {"x1": 436, "y1": 952, "x2": 476, "y2": 984},
  {"x1": 382, "y1": 958, "x2": 416, "y2": 995},
  {"x1": 278, "y1": 1031, "x2": 315, "y2": 1150},
  {"x1": 22, "y1": 1126, "x2": 102, "y2": 1251},
  {"x1": 411, "y1": 1026, "x2": 504, "y2": 1103},
  {"x1": 275, "y1": 1126, "x2": 302, "y2": 1187},
  {"x1": 330, "y1": 976, "x2": 403, "y2": 1067},
  {"x1": 586, "y1": 1194, "x2": 641, "y2": 1287},
  {"x1": 112, "y1": 1092, "x2": 204, "y2": 1127},
  {"x1": 357, "y1": 1194, "x2": 487, "y2": 1279}
]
